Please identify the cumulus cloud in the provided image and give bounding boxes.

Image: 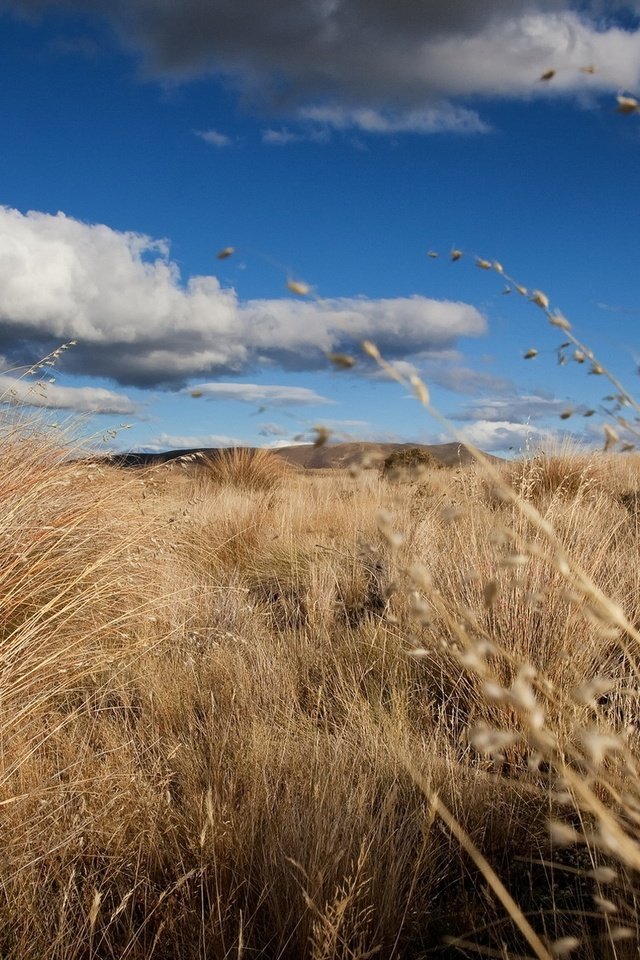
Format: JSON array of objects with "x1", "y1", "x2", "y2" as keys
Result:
[
  {"x1": 440, "y1": 419, "x2": 558, "y2": 452},
  {"x1": 186, "y1": 382, "x2": 333, "y2": 406},
  {"x1": 4, "y1": 2, "x2": 639, "y2": 132},
  {"x1": 0, "y1": 206, "x2": 486, "y2": 387},
  {"x1": 194, "y1": 128, "x2": 232, "y2": 147},
  {"x1": 0, "y1": 376, "x2": 136, "y2": 413}
]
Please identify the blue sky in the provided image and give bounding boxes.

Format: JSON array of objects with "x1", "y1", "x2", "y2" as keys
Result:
[{"x1": 1, "y1": 1, "x2": 639, "y2": 454}]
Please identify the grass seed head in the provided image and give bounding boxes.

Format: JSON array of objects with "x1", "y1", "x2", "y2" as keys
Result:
[
  {"x1": 287, "y1": 278, "x2": 311, "y2": 296},
  {"x1": 616, "y1": 94, "x2": 640, "y2": 114},
  {"x1": 531, "y1": 290, "x2": 550, "y2": 309},
  {"x1": 550, "y1": 936, "x2": 580, "y2": 957}
]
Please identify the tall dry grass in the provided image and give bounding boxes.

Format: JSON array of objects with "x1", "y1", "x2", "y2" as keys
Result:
[{"x1": 2, "y1": 426, "x2": 640, "y2": 958}]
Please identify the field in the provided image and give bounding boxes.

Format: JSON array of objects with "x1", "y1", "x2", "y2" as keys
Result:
[{"x1": 2, "y1": 435, "x2": 640, "y2": 959}]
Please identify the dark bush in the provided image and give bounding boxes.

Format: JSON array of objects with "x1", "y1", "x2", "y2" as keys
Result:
[{"x1": 381, "y1": 446, "x2": 444, "y2": 480}]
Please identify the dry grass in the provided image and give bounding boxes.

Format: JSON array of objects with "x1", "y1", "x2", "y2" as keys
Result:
[
  {"x1": 2, "y1": 426, "x2": 640, "y2": 958},
  {"x1": 202, "y1": 446, "x2": 293, "y2": 491}
]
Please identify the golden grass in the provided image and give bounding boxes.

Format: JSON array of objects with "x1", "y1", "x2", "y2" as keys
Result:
[
  {"x1": 2, "y1": 430, "x2": 640, "y2": 958},
  {"x1": 202, "y1": 446, "x2": 293, "y2": 491}
]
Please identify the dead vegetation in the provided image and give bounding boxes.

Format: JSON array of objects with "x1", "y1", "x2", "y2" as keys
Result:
[{"x1": 2, "y1": 429, "x2": 640, "y2": 958}]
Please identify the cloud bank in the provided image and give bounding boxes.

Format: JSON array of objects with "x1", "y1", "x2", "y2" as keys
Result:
[
  {"x1": 4, "y1": 2, "x2": 640, "y2": 132},
  {"x1": 0, "y1": 206, "x2": 486, "y2": 387}
]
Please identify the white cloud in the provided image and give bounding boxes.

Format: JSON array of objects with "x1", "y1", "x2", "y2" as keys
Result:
[
  {"x1": 452, "y1": 394, "x2": 569, "y2": 422},
  {"x1": 186, "y1": 382, "x2": 334, "y2": 405},
  {"x1": 194, "y1": 128, "x2": 233, "y2": 147},
  {"x1": 0, "y1": 376, "x2": 136, "y2": 414},
  {"x1": 0, "y1": 206, "x2": 486, "y2": 386},
  {"x1": 440, "y1": 419, "x2": 559, "y2": 452},
  {"x1": 142, "y1": 432, "x2": 243, "y2": 450},
  {"x1": 393, "y1": 11, "x2": 640, "y2": 99},
  {"x1": 298, "y1": 104, "x2": 490, "y2": 135}
]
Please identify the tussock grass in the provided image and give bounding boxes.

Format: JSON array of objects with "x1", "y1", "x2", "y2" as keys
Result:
[
  {"x1": 202, "y1": 446, "x2": 293, "y2": 491},
  {"x1": 2, "y1": 431, "x2": 640, "y2": 958}
]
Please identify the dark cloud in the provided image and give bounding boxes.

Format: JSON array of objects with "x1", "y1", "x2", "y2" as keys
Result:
[{"x1": 3, "y1": 1, "x2": 640, "y2": 131}]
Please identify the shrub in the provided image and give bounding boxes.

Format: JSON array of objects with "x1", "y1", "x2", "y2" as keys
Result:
[{"x1": 381, "y1": 445, "x2": 444, "y2": 480}]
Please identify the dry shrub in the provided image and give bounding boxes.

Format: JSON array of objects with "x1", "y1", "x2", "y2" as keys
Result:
[
  {"x1": 382, "y1": 445, "x2": 444, "y2": 481},
  {"x1": 203, "y1": 446, "x2": 291, "y2": 491}
]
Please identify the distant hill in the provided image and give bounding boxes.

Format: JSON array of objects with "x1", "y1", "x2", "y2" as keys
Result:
[
  {"x1": 108, "y1": 441, "x2": 493, "y2": 470},
  {"x1": 273, "y1": 441, "x2": 486, "y2": 469}
]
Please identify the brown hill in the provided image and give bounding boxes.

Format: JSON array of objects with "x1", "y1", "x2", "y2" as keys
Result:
[
  {"x1": 109, "y1": 441, "x2": 494, "y2": 471},
  {"x1": 273, "y1": 441, "x2": 484, "y2": 469}
]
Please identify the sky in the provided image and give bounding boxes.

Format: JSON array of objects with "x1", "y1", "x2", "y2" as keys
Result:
[{"x1": 0, "y1": 1, "x2": 639, "y2": 455}]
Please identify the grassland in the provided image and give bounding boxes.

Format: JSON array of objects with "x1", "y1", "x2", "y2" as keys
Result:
[{"x1": 2, "y1": 437, "x2": 640, "y2": 958}]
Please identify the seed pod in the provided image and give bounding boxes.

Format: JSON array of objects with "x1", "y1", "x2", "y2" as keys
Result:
[
  {"x1": 410, "y1": 374, "x2": 429, "y2": 406},
  {"x1": 593, "y1": 895, "x2": 617, "y2": 914},
  {"x1": 549, "y1": 312, "x2": 571, "y2": 330},
  {"x1": 312, "y1": 425, "x2": 331, "y2": 447},
  {"x1": 550, "y1": 937, "x2": 580, "y2": 957},
  {"x1": 328, "y1": 352, "x2": 356, "y2": 369},
  {"x1": 617, "y1": 95, "x2": 640, "y2": 114},
  {"x1": 362, "y1": 340, "x2": 380, "y2": 360},
  {"x1": 216, "y1": 246, "x2": 235, "y2": 259},
  {"x1": 483, "y1": 579, "x2": 499, "y2": 608},
  {"x1": 523, "y1": 348, "x2": 538, "y2": 359},
  {"x1": 287, "y1": 279, "x2": 311, "y2": 296},
  {"x1": 548, "y1": 820, "x2": 580, "y2": 846},
  {"x1": 531, "y1": 290, "x2": 549, "y2": 309},
  {"x1": 450, "y1": 249, "x2": 463, "y2": 261},
  {"x1": 603, "y1": 424, "x2": 619, "y2": 451}
]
